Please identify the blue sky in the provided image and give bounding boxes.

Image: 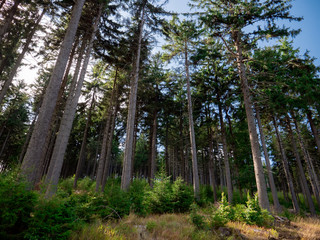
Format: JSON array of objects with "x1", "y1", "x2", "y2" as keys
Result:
[{"x1": 164, "y1": 0, "x2": 320, "y2": 65}]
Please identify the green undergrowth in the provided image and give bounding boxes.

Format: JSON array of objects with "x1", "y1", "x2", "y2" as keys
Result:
[
  {"x1": 190, "y1": 192, "x2": 274, "y2": 231},
  {"x1": 0, "y1": 171, "x2": 317, "y2": 239}
]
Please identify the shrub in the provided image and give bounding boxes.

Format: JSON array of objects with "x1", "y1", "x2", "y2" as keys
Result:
[
  {"x1": 25, "y1": 197, "x2": 80, "y2": 240},
  {"x1": 190, "y1": 204, "x2": 208, "y2": 230},
  {"x1": 145, "y1": 173, "x2": 173, "y2": 214},
  {"x1": 217, "y1": 192, "x2": 234, "y2": 221},
  {"x1": 171, "y1": 177, "x2": 193, "y2": 213},
  {"x1": 243, "y1": 193, "x2": 273, "y2": 227},
  {"x1": 0, "y1": 171, "x2": 37, "y2": 239},
  {"x1": 128, "y1": 179, "x2": 150, "y2": 216}
]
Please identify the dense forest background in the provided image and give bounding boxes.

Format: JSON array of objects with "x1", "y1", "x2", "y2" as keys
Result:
[{"x1": 1, "y1": 0, "x2": 320, "y2": 238}]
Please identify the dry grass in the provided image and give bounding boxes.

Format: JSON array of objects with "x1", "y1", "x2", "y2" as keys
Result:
[
  {"x1": 114, "y1": 213, "x2": 218, "y2": 240},
  {"x1": 293, "y1": 217, "x2": 320, "y2": 240},
  {"x1": 71, "y1": 214, "x2": 320, "y2": 240},
  {"x1": 227, "y1": 221, "x2": 279, "y2": 240}
]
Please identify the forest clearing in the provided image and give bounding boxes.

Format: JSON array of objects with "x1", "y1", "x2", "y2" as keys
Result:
[{"x1": 0, "y1": 0, "x2": 320, "y2": 239}]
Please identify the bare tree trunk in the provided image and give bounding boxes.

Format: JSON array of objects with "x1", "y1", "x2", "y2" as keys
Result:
[
  {"x1": 74, "y1": 91, "x2": 95, "y2": 188},
  {"x1": 165, "y1": 118, "x2": 169, "y2": 175},
  {"x1": 121, "y1": 7, "x2": 145, "y2": 191},
  {"x1": 233, "y1": 31, "x2": 270, "y2": 210},
  {"x1": 184, "y1": 40, "x2": 200, "y2": 199},
  {"x1": 45, "y1": 35, "x2": 87, "y2": 183},
  {"x1": 286, "y1": 117, "x2": 316, "y2": 215},
  {"x1": 218, "y1": 102, "x2": 233, "y2": 203},
  {"x1": 101, "y1": 98, "x2": 119, "y2": 192},
  {"x1": 291, "y1": 113, "x2": 320, "y2": 208},
  {"x1": 307, "y1": 110, "x2": 320, "y2": 156},
  {"x1": 95, "y1": 69, "x2": 118, "y2": 192},
  {"x1": 208, "y1": 133, "x2": 217, "y2": 202},
  {"x1": 255, "y1": 108, "x2": 281, "y2": 212},
  {"x1": 0, "y1": 130, "x2": 10, "y2": 157},
  {"x1": 0, "y1": 0, "x2": 22, "y2": 44},
  {"x1": 0, "y1": 9, "x2": 45, "y2": 105},
  {"x1": 45, "y1": 8, "x2": 101, "y2": 197},
  {"x1": 21, "y1": 0, "x2": 85, "y2": 188},
  {"x1": 273, "y1": 116, "x2": 300, "y2": 213},
  {"x1": 148, "y1": 110, "x2": 157, "y2": 186}
]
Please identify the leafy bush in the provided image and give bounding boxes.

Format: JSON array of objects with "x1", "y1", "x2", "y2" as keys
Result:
[
  {"x1": 25, "y1": 197, "x2": 80, "y2": 240},
  {"x1": 217, "y1": 192, "x2": 234, "y2": 220},
  {"x1": 171, "y1": 177, "x2": 194, "y2": 213},
  {"x1": 243, "y1": 193, "x2": 274, "y2": 227},
  {"x1": 145, "y1": 173, "x2": 173, "y2": 214},
  {"x1": 145, "y1": 173, "x2": 194, "y2": 214},
  {"x1": 0, "y1": 171, "x2": 37, "y2": 239},
  {"x1": 190, "y1": 204, "x2": 208, "y2": 230},
  {"x1": 128, "y1": 179, "x2": 150, "y2": 216},
  {"x1": 71, "y1": 179, "x2": 131, "y2": 221}
]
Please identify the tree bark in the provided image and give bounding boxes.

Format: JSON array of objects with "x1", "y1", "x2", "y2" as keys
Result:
[
  {"x1": 307, "y1": 110, "x2": 320, "y2": 156},
  {"x1": 96, "y1": 68, "x2": 118, "y2": 192},
  {"x1": 148, "y1": 110, "x2": 157, "y2": 186},
  {"x1": 45, "y1": 7, "x2": 101, "y2": 197},
  {"x1": 291, "y1": 113, "x2": 320, "y2": 208},
  {"x1": 218, "y1": 102, "x2": 233, "y2": 203},
  {"x1": 0, "y1": 9, "x2": 45, "y2": 105},
  {"x1": 73, "y1": 91, "x2": 95, "y2": 188},
  {"x1": 121, "y1": 7, "x2": 145, "y2": 191},
  {"x1": 184, "y1": 40, "x2": 200, "y2": 199},
  {"x1": 233, "y1": 31, "x2": 270, "y2": 210},
  {"x1": 255, "y1": 107, "x2": 281, "y2": 212},
  {"x1": 273, "y1": 116, "x2": 300, "y2": 213},
  {"x1": 286, "y1": 116, "x2": 316, "y2": 215},
  {"x1": 45, "y1": 34, "x2": 87, "y2": 183},
  {"x1": 101, "y1": 95, "x2": 119, "y2": 192},
  {"x1": 21, "y1": 0, "x2": 85, "y2": 188}
]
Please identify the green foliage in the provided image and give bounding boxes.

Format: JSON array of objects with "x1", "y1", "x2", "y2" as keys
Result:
[
  {"x1": 128, "y1": 179, "x2": 150, "y2": 216},
  {"x1": 145, "y1": 172, "x2": 174, "y2": 214},
  {"x1": 171, "y1": 177, "x2": 194, "y2": 213},
  {"x1": 190, "y1": 192, "x2": 274, "y2": 231},
  {"x1": 190, "y1": 204, "x2": 207, "y2": 230},
  {"x1": 146, "y1": 221, "x2": 157, "y2": 232},
  {"x1": 25, "y1": 197, "x2": 79, "y2": 240},
  {"x1": 144, "y1": 172, "x2": 194, "y2": 214},
  {"x1": 0, "y1": 171, "x2": 37, "y2": 239},
  {"x1": 242, "y1": 193, "x2": 274, "y2": 227}
]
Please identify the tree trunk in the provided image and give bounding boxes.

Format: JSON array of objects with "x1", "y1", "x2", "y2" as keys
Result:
[
  {"x1": 96, "y1": 69, "x2": 118, "y2": 191},
  {"x1": 286, "y1": 116, "x2": 316, "y2": 215},
  {"x1": 21, "y1": 0, "x2": 85, "y2": 188},
  {"x1": 307, "y1": 110, "x2": 320, "y2": 156},
  {"x1": 0, "y1": 130, "x2": 10, "y2": 158},
  {"x1": 233, "y1": 31, "x2": 270, "y2": 210},
  {"x1": 218, "y1": 102, "x2": 233, "y2": 203},
  {"x1": 121, "y1": 7, "x2": 145, "y2": 191},
  {"x1": 184, "y1": 40, "x2": 200, "y2": 199},
  {"x1": 148, "y1": 110, "x2": 157, "y2": 186},
  {"x1": 255, "y1": 107, "x2": 281, "y2": 212},
  {"x1": 101, "y1": 96, "x2": 119, "y2": 192},
  {"x1": 225, "y1": 112, "x2": 242, "y2": 198},
  {"x1": 0, "y1": 9, "x2": 45, "y2": 105},
  {"x1": 45, "y1": 34, "x2": 87, "y2": 183},
  {"x1": 165, "y1": 118, "x2": 169, "y2": 175},
  {"x1": 0, "y1": 0, "x2": 22, "y2": 44},
  {"x1": 73, "y1": 91, "x2": 95, "y2": 188},
  {"x1": 291, "y1": 113, "x2": 320, "y2": 208},
  {"x1": 273, "y1": 116, "x2": 300, "y2": 213},
  {"x1": 45, "y1": 7, "x2": 101, "y2": 197}
]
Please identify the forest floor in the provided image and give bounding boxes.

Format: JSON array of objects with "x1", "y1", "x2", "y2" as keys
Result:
[{"x1": 72, "y1": 213, "x2": 320, "y2": 240}]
